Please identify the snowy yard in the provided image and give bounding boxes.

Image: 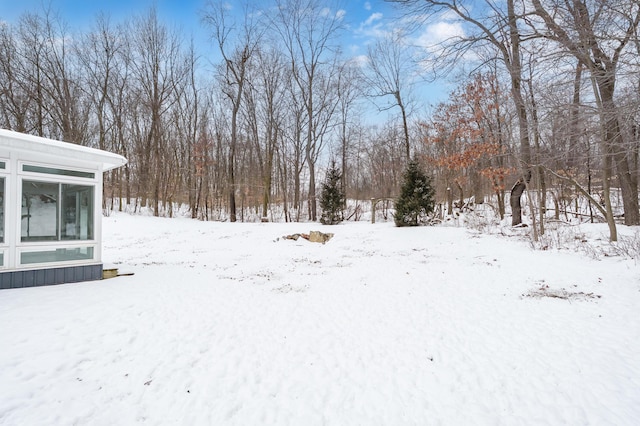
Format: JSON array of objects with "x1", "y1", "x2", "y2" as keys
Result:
[{"x1": 1, "y1": 213, "x2": 639, "y2": 425}]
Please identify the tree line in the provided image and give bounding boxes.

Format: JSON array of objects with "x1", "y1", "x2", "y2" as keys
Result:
[
  {"x1": 393, "y1": 0, "x2": 639, "y2": 241},
  {"x1": 1, "y1": 0, "x2": 638, "y2": 239}
]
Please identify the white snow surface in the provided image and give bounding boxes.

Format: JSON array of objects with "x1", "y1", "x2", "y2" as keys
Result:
[{"x1": 1, "y1": 213, "x2": 639, "y2": 425}]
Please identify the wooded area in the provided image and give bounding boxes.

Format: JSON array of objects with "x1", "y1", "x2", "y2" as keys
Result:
[{"x1": 1, "y1": 0, "x2": 638, "y2": 240}]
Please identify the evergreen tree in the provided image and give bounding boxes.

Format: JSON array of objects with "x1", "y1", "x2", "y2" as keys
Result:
[
  {"x1": 320, "y1": 161, "x2": 346, "y2": 225},
  {"x1": 394, "y1": 159, "x2": 435, "y2": 227}
]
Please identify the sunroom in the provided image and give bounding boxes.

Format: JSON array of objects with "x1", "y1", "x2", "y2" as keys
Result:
[{"x1": 0, "y1": 129, "x2": 127, "y2": 289}]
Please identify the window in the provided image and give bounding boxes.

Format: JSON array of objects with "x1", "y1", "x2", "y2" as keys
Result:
[
  {"x1": 22, "y1": 180, "x2": 94, "y2": 242},
  {"x1": 22, "y1": 164, "x2": 94, "y2": 179},
  {"x1": 22, "y1": 181, "x2": 58, "y2": 241},
  {"x1": 61, "y1": 184, "x2": 94, "y2": 240},
  {"x1": 0, "y1": 176, "x2": 4, "y2": 243},
  {"x1": 21, "y1": 247, "x2": 94, "y2": 264}
]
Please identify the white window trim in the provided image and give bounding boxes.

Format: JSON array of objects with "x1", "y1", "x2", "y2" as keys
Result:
[
  {"x1": 17, "y1": 244, "x2": 98, "y2": 269},
  {"x1": 18, "y1": 160, "x2": 99, "y2": 183},
  {"x1": 0, "y1": 157, "x2": 11, "y2": 174},
  {"x1": 0, "y1": 173, "x2": 6, "y2": 249},
  {"x1": 17, "y1": 178, "x2": 99, "y2": 246}
]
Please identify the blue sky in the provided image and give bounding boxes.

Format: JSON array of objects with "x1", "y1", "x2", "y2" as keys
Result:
[
  {"x1": 1, "y1": 0, "x2": 452, "y2": 112},
  {"x1": 1, "y1": 0, "x2": 395, "y2": 56},
  {"x1": 1, "y1": 0, "x2": 387, "y2": 23}
]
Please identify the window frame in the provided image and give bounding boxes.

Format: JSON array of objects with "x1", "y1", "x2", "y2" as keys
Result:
[
  {"x1": 19, "y1": 161, "x2": 98, "y2": 183},
  {"x1": 0, "y1": 159, "x2": 9, "y2": 268},
  {"x1": 16, "y1": 161, "x2": 99, "y2": 268},
  {"x1": 17, "y1": 245, "x2": 97, "y2": 267}
]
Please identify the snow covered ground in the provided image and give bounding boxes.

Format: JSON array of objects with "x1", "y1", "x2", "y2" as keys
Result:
[{"x1": 1, "y1": 213, "x2": 639, "y2": 425}]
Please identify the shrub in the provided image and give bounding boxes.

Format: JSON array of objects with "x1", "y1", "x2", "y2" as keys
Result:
[
  {"x1": 320, "y1": 161, "x2": 346, "y2": 225},
  {"x1": 394, "y1": 159, "x2": 435, "y2": 227}
]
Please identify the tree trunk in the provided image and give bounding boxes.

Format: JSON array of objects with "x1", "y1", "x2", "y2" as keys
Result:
[
  {"x1": 538, "y1": 166, "x2": 546, "y2": 235},
  {"x1": 507, "y1": 0, "x2": 531, "y2": 226},
  {"x1": 599, "y1": 79, "x2": 639, "y2": 225},
  {"x1": 526, "y1": 70, "x2": 545, "y2": 234},
  {"x1": 510, "y1": 171, "x2": 530, "y2": 226},
  {"x1": 455, "y1": 180, "x2": 464, "y2": 208},
  {"x1": 397, "y1": 93, "x2": 410, "y2": 160},
  {"x1": 496, "y1": 188, "x2": 505, "y2": 220},
  {"x1": 602, "y1": 145, "x2": 618, "y2": 241},
  {"x1": 229, "y1": 166, "x2": 236, "y2": 223},
  {"x1": 446, "y1": 187, "x2": 453, "y2": 216}
]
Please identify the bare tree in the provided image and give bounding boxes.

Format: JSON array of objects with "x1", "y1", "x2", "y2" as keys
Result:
[
  {"x1": 108, "y1": 27, "x2": 134, "y2": 211},
  {"x1": 76, "y1": 14, "x2": 121, "y2": 151},
  {"x1": 38, "y1": 10, "x2": 88, "y2": 143},
  {"x1": 15, "y1": 12, "x2": 52, "y2": 137},
  {"x1": 365, "y1": 122, "x2": 406, "y2": 199},
  {"x1": 364, "y1": 31, "x2": 416, "y2": 160},
  {"x1": 389, "y1": 0, "x2": 533, "y2": 226},
  {"x1": 172, "y1": 40, "x2": 205, "y2": 218},
  {"x1": 76, "y1": 14, "x2": 130, "y2": 209},
  {"x1": 335, "y1": 60, "x2": 364, "y2": 195},
  {"x1": 0, "y1": 22, "x2": 32, "y2": 132},
  {"x1": 528, "y1": 0, "x2": 640, "y2": 232},
  {"x1": 280, "y1": 75, "x2": 307, "y2": 220},
  {"x1": 244, "y1": 46, "x2": 288, "y2": 220},
  {"x1": 271, "y1": 0, "x2": 346, "y2": 221},
  {"x1": 128, "y1": 7, "x2": 187, "y2": 215},
  {"x1": 203, "y1": 1, "x2": 263, "y2": 222}
]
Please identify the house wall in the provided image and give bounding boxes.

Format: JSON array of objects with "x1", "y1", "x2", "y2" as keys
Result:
[
  {"x1": 0, "y1": 265, "x2": 103, "y2": 289},
  {"x1": 0, "y1": 132, "x2": 119, "y2": 288}
]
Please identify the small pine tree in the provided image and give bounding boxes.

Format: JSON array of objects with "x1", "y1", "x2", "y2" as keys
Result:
[
  {"x1": 320, "y1": 161, "x2": 346, "y2": 225},
  {"x1": 394, "y1": 159, "x2": 435, "y2": 227}
]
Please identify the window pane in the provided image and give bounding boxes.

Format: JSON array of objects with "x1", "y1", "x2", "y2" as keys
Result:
[
  {"x1": 21, "y1": 247, "x2": 94, "y2": 264},
  {"x1": 22, "y1": 181, "x2": 58, "y2": 241},
  {"x1": 0, "y1": 177, "x2": 4, "y2": 243},
  {"x1": 23, "y1": 164, "x2": 94, "y2": 179},
  {"x1": 61, "y1": 184, "x2": 94, "y2": 240}
]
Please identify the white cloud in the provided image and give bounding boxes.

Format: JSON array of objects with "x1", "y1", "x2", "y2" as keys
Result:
[
  {"x1": 347, "y1": 43, "x2": 360, "y2": 54},
  {"x1": 364, "y1": 12, "x2": 383, "y2": 26},
  {"x1": 410, "y1": 20, "x2": 475, "y2": 74},
  {"x1": 353, "y1": 12, "x2": 388, "y2": 39},
  {"x1": 318, "y1": 7, "x2": 345, "y2": 20},
  {"x1": 364, "y1": 2, "x2": 372, "y2": 11},
  {"x1": 350, "y1": 54, "x2": 370, "y2": 68},
  {"x1": 415, "y1": 21, "x2": 465, "y2": 50}
]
